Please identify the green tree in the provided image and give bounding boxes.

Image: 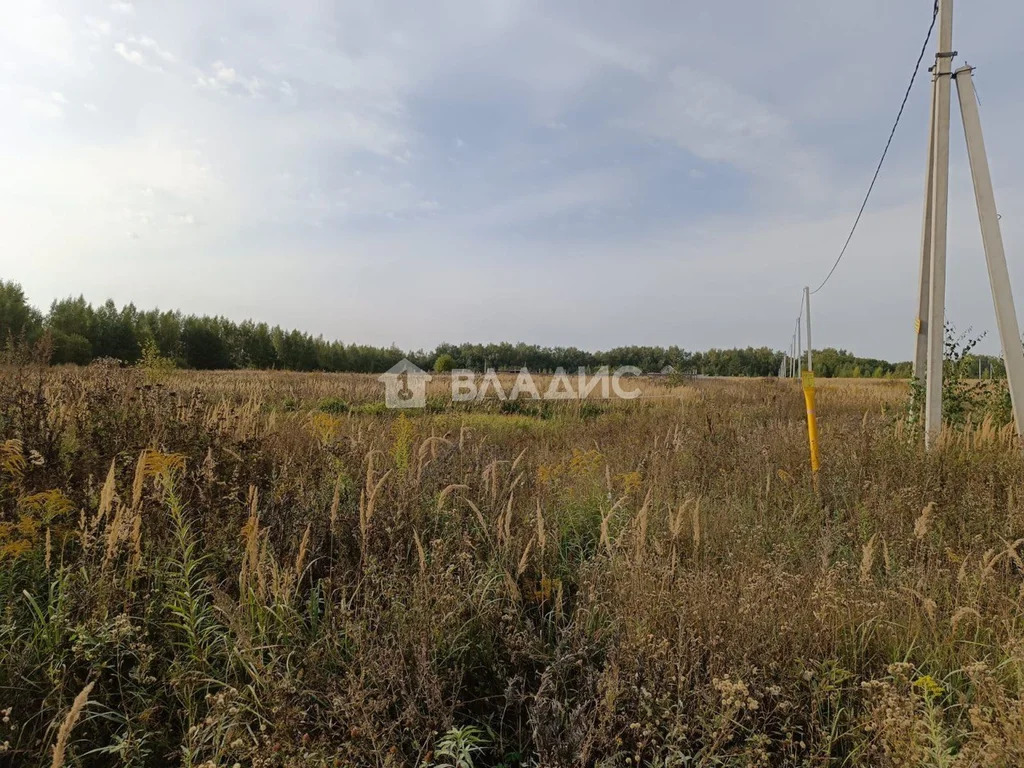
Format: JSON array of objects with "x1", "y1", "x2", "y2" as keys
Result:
[
  {"x1": 0, "y1": 280, "x2": 43, "y2": 345},
  {"x1": 237, "y1": 321, "x2": 278, "y2": 368},
  {"x1": 47, "y1": 296, "x2": 96, "y2": 364},
  {"x1": 433, "y1": 353, "x2": 455, "y2": 373},
  {"x1": 93, "y1": 300, "x2": 141, "y2": 362},
  {"x1": 181, "y1": 316, "x2": 232, "y2": 369}
]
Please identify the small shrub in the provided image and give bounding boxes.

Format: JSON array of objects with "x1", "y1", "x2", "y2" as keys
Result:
[
  {"x1": 138, "y1": 340, "x2": 177, "y2": 383},
  {"x1": 430, "y1": 726, "x2": 489, "y2": 768},
  {"x1": 352, "y1": 401, "x2": 389, "y2": 416},
  {"x1": 433, "y1": 353, "x2": 456, "y2": 373},
  {"x1": 317, "y1": 396, "x2": 349, "y2": 414},
  {"x1": 942, "y1": 324, "x2": 990, "y2": 425}
]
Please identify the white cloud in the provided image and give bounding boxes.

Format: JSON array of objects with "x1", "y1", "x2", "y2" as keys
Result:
[
  {"x1": 557, "y1": 25, "x2": 652, "y2": 76},
  {"x1": 113, "y1": 36, "x2": 174, "y2": 73},
  {"x1": 0, "y1": 133, "x2": 222, "y2": 249},
  {"x1": 114, "y1": 41, "x2": 146, "y2": 68},
  {"x1": 83, "y1": 17, "x2": 112, "y2": 38},
  {"x1": 623, "y1": 65, "x2": 824, "y2": 201},
  {"x1": 130, "y1": 35, "x2": 175, "y2": 63},
  {"x1": 464, "y1": 168, "x2": 638, "y2": 233},
  {"x1": 195, "y1": 60, "x2": 261, "y2": 96}
]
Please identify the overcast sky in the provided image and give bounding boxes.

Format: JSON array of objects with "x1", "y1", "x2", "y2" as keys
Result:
[{"x1": 3, "y1": 1, "x2": 1024, "y2": 360}]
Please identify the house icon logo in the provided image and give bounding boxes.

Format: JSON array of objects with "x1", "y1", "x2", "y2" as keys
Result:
[{"x1": 378, "y1": 358, "x2": 432, "y2": 409}]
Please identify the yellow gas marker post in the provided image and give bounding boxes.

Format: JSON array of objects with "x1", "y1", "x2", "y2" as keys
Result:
[{"x1": 802, "y1": 371, "x2": 820, "y2": 476}]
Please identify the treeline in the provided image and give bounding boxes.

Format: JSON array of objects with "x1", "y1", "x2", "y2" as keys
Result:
[
  {"x1": 431, "y1": 343, "x2": 788, "y2": 376},
  {"x1": 812, "y1": 349, "x2": 913, "y2": 379},
  {"x1": 0, "y1": 280, "x2": 947, "y2": 377},
  {"x1": 428, "y1": 345, "x2": 924, "y2": 379}
]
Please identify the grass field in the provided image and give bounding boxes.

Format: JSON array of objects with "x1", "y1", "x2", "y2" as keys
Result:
[{"x1": 2, "y1": 363, "x2": 1024, "y2": 766}]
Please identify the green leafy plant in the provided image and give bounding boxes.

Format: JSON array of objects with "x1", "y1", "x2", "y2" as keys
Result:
[
  {"x1": 908, "y1": 323, "x2": 1007, "y2": 428},
  {"x1": 317, "y1": 396, "x2": 349, "y2": 414},
  {"x1": 138, "y1": 340, "x2": 176, "y2": 383},
  {"x1": 941, "y1": 324, "x2": 989, "y2": 425},
  {"x1": 429, "y1": 726, "x2": 488, "y2": 768}
]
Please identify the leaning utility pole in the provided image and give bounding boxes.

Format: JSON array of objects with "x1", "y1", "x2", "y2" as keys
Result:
[
  {"x1": 954, "y1": 66, "x2": 1024, "y2": 437},
  {"x1": 912, "y1": 0, "x2": 1024, "y2": 447}
]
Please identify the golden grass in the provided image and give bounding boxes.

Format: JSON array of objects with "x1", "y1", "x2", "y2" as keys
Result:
[
  {"x1": 1, "y1": 363, "x2": 1024, "y2": 766},
  {"x1": 50, "y1": 681, "x2": 94, "y2": 768}
]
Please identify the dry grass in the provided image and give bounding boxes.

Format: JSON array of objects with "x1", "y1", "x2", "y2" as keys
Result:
[
  {"x1": 50, "y1": 681, "x2": 94, "y2": 768},
  {"x1": 2, "y1": 362, "x2": 1024, "y2": 766}
]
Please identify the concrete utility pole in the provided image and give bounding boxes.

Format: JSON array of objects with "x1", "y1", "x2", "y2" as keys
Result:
[
  {"x1": 954, "y1": 66, "x2": 1024, "y2": 438},
  {"x1": 796, "y1": 318, "x2": 802, "y2": 378},
  {"x1": 913, "y1": 63, "x2": 937, "y2": 384},
  {"x1": 922, "y1": 0, "x2": 954, "y2": 448},
  {"x1": 804, "y1": 286, "x2": 813, "y2": 372},
  {"x1": 911, "y1": 0, "x2": 1024, "y2": 448}
]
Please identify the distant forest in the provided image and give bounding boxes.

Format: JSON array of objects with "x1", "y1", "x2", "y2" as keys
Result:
[{"x1": 0, "y1": 279, "x2": 998, "y2": 378}]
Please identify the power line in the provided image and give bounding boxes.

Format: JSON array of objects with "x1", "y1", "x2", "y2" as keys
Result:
[{"x1": 809, "y1": 1, "x2": 940, "y2": 295}]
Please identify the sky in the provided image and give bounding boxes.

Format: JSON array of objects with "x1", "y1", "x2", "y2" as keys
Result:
[{"x1": 2, "y1": 0, "x2": 1024, "y2": 361}]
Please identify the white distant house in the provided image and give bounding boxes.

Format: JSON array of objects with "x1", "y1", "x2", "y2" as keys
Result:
[
  {"x1": 377, "y1": 358, "x2": 432, "y2": 409},
  {"x1": 660, "y1": 365, "x2": 676, "y2": 376}
]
